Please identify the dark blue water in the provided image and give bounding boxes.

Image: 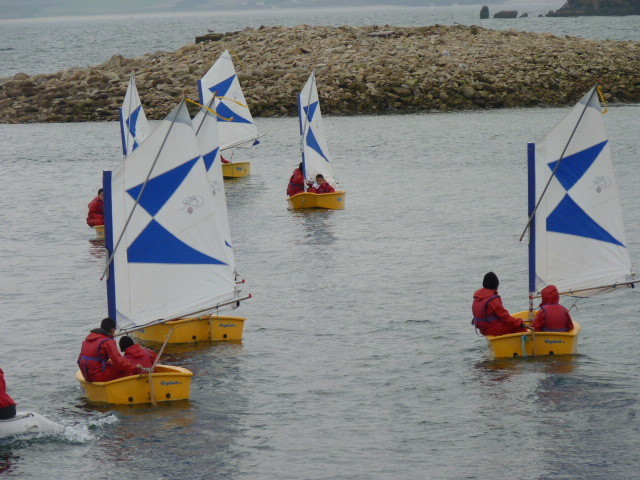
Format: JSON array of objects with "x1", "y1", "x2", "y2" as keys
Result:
[{"x1": 0, "y1": 104, "x2": 638, "y2": 478}]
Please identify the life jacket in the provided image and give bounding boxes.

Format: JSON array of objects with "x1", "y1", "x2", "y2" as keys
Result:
[
  {"x1": 77, "y1": 335, "x2": 112, "y2": 380},
  {"x1": 471, "y1": 294, "x2": 500, "y2": 327},
  {"x1": 287, "y1": 169, "x2": 305, "y2": 196},
  {"x1": 539, "y1": 304, "x2": 568, "y2": 332}
]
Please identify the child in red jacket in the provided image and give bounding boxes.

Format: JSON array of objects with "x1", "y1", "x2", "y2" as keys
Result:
[
  {"x1": 119, "y1": 336, "x2": 158, "y2": 369},
  {"x1": 307, "y1": 174, "x2": 335, "y2": 194},
  {"x1": 533, "y1": 285, "x2": 574, "y2": 332}
]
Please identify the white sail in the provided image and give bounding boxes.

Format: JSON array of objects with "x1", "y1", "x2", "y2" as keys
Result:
[
  {"x1": 528, "y1": 87, "x2": 634, "y2": 294},
  {"x1": 192, "y1": 100, "x2": 235, "y2": 269},
  {"x1": 104, "y1": 101, "x2": 237, "y2": 329},
  {"x1": 119, "y1": 73, "x2": 151, "y2": 156},
  {"x1": 298, "y1": 72, "x2": 335, "y2": 186},
  {"x1": 198, "y1": 50, "x2": 259, "y2": 151}
]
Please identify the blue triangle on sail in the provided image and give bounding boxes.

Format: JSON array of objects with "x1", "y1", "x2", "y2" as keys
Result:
[
  {"x1": 202, "y1": 147, "x2": 219, "y2": 171},
  {"x1": 547, "y1": 194, "x2": 624, "y2": 246},
  {"x1": 208, "y1": 75, "x2": 235, "y2": 98},
  {"x1": 547, "y1": 141, "x2": 608, "y2": 191},
  {"x1": 306, "y1": 127, "x2": 329, "y2": 162},
  {"x1": 217, "y1": 102, "x2": 252, "y2": 125},
  {"x1": 126, "y1": 106, "x2": 142, "y2": 137},
  {"x1": 128, "y1": 219, "x2": 227, "y2": 265},
  {"x1": 127, "y1": 157, "x2": 200, "y2": 217},
  {"x1": 225, "y1": 240, "x2": 232, "y2": 248},
  {"x1": 132, "y1": 140, "x2": 139, "y2": 151},
  {"x1": 303, "y1": 101, "x2": 319, "y2": 122}
]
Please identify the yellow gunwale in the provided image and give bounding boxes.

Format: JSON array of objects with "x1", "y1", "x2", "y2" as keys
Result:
[
  {"x1": 286, "y1": 191, "x2": 346, "y2": 210},
  {"x1": 75, "y1": 364, "x2": 193, "y2": 405},
  {"x1": 221, "y1": 161, "x2": 251, "y2": 178},
  {"x1": 486, "y1": 310, "x2": 582, "y2": 358},
  {"x1": 133, "y1": 315, "x2": 246, "y2": 344}
]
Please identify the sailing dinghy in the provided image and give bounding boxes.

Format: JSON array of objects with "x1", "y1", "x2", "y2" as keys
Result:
[
  {"x1": 287, "y1": 72, "x2": 346, "y2": 210},
  {"x1": 486, "y1": 86, "x2": 636, "y2": 358},
  {"x1": 104, "y1": 99, "x2": 249, "y2": 346},
  {"x1": 198, "y1": 50, "x2": 259, "y2": 178},
  {"x1": 0, "y1": 412, "x2": 62, "y2": 440},
  {"x1": 88, "y1": 74, "x2": 151, "y2": 240}
]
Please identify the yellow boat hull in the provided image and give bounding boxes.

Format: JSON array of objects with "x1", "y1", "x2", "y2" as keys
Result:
[
  {"x1": 93, "y1": 225, "x2": 105, "y2": 239},
  {"x1": 486, "y1": 311, "x2": 582, "y2": 358},
  {"x1": 287, "y1": 191, "x2": 346, "y2": 210},
  {"x1": 76, "y1": 365, "x2": 193, "y2": 405},
  {"x1": 133, "y1": 315, "x2": 246, "y2": 344},
  {"x1": 222, "y1": 162, "x2": 250, "y2": 178}
]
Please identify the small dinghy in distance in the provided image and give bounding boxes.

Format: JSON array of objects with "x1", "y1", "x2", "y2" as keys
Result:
[
  {"x1": 0, "y1": 412, "x2": 62, "y2": 440},
  {"x1": 487, "y1": 86, "x2": 636, "y2": 358},
  {"x1": 198, "y1": 50, "x2": 259, "y2": 179},
  {"x1": 288, "y1": 72, "x2": 346, "y2": 210},
  {"x1": 103, "y1": 100, "x2": 250, "y2": 346},
  {"x1": 76, "y1": 365, "x2": 192, "y2": 405}
]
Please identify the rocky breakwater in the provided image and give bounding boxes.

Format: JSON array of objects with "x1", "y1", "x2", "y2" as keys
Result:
[{"x1": 0, "y1": 24, "x2": 639, "y2": 123}]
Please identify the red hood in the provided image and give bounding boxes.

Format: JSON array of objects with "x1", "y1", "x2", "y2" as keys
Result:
[
  {"x1": 474, "y1": 288, "x2": 498, "y2": 300},
  {"x1": 84, "y1": 331, "x2": 112, "y2": 343},
  {"x1": 540, "y1": 285, "x2": 560, "y2": 305},
  {"x1": 124, "y1": 344, "x2": 145, "y2": 356}
]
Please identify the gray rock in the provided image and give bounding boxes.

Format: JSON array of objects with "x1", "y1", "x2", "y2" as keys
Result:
[
  {"x1": 480, "y1": 6, "x2": 490, "y2": 19},
  {"x1": 493, "y1": 10, "x2": 519, "y2": 18}
]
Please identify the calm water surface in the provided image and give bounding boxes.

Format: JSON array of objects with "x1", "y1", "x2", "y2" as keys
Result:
[{"x1": 0, "y1": 105, "x2": 638, "y2": 479}]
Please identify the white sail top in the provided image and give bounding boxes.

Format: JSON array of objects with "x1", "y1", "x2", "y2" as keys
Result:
[
  {"x1": 198, "y1": 50, "x2": 259, "y2": 151},
  {"x1": 105, "y1": 101, "x2": 237, "y2": 329},
  {"x1": 119, "y1": 74, "x2": 151, "y2": 156},
  {"x1": 529, "y1": 87, "x2": 634, "y2": 294},
  {"x1": 298, "y1": 72, "x2": 335, "y2": 186},
  {"x1": 192, "y1": 100, "x2": 236, "y2": 269}
]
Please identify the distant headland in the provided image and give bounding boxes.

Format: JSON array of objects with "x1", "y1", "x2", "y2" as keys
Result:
[
  {"x1": 0, "y1": 24, "x2": 638, "y2": 123},
  {"x1": 547, "y1": 0, "x2": 640, "y2": 16}
]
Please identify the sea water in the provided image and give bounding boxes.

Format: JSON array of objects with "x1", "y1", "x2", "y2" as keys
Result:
[{"x1": 1, "y1": 5, "x2": 639, "y2": 480}]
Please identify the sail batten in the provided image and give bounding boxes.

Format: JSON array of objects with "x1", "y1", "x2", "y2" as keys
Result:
[
  {"x1": 198, "y1": 51, "x2": 258, "y2": 151},
  {"x1": 529, "y1": 87, "x2": 634, "y2": 295},
  {"x1": 105, "y1": 101, "x2": 237, "y2": 329}
]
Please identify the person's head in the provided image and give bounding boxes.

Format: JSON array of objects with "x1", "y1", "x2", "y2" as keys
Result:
[
  {"x1": 98, "y1": 188, "x2": 104, "y2": 199},
  {"x1": 482, "y1": 272, "x2": 499, "y2": 290},
  {"x1": 298, "y1": 162, "x2": 303, "y2": 172},
  {"x1": 540, "y1": 285, "x2": 559, "y2": 305},
  {"x1": 119, "y1": 335, "x2": 134, "y2": 352},
  {"x1": 100, "y1": 317, "x2": 117, "y2": 334},
  {"x1": 316, "y1": 174, "x2": 326, "y2": 185}
]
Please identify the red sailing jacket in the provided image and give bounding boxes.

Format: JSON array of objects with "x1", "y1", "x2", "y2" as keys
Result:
[
  {"x1": 0, "y1": 368, "x2": 17, "y2": 409},
  {"x1": 123, "y1": 344, "x2": 158, "y2": 369},
  {"x1": 308, "y1": 183, "x2": 336, "y2": 194},
  {"x1": 533, "y1": 285, "x2": 574, "y2": 332},
  {"x1": 86, "y1": 196, "x2": 104, "y2": 227},
  {"x1": 472, "y1": 288, "x2": 527, "y2": 336},
  {"x1": 287, "y1": 169, "x2": 305, "y2": 197},
  {"x1": 77, "y1": 330, "x2": 137, "y2": 382}
]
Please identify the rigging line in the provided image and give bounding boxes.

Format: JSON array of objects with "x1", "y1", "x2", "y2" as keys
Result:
[
  {"x1": 186, "y1": 97, "x2": 233, "y2": 121},
  {"x1": 193, "y1": 95, "x2": 218, "y2": 136},
  {"x1": 299, "y1": 71, "x2": 316, "y2": 190},
  {"x1": 216, "y1": 95, "x2": 248, "y2": 108},
  {"x1": 100, "y1": 98, "x2": 186, "y2": 281},
  {"x1": 518, "y1": 85, "x2": 599, "y2": 242}
]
